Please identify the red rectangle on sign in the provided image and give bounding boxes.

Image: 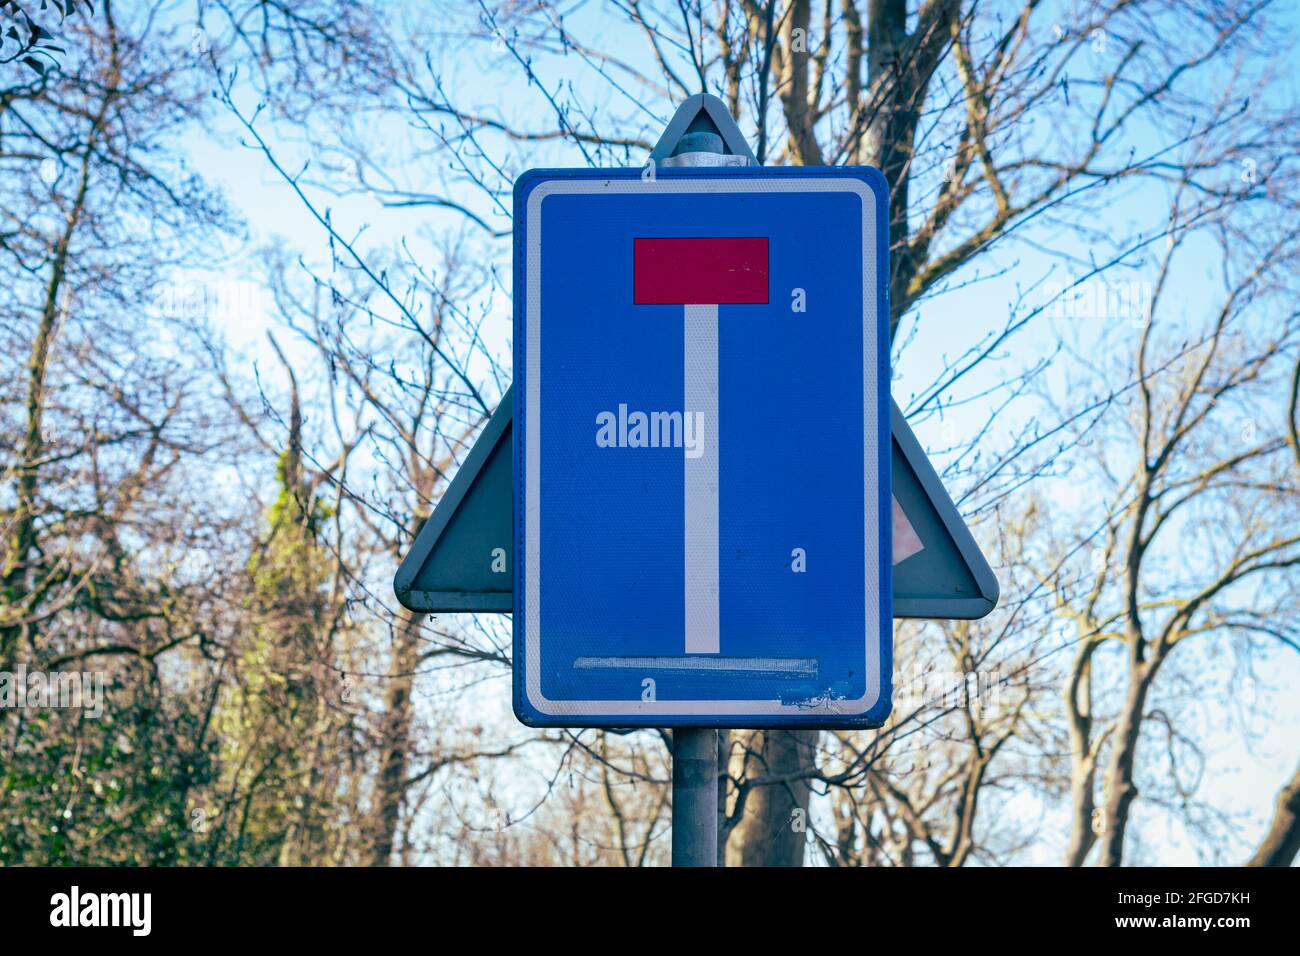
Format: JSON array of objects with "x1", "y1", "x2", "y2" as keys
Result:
[{"x1": 633, "y1": 237, "x2": 769, "y2": 305}]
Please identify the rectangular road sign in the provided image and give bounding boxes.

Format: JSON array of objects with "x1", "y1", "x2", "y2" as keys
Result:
[{"x1": 513, "y1": 167, "x2": 891, "y2": 728}]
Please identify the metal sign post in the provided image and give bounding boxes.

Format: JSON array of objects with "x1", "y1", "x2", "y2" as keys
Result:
[
  {"x1": 653, "y1": 110, "x2": 755, "y2": 868},
  {"x1": 671, "y1": 727, "x2": 719, "y2": 866}
]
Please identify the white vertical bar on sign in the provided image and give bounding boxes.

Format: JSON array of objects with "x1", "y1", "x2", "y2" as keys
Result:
[{"x1": 684, "y1": 303, "x2": 720, "y2": 654}]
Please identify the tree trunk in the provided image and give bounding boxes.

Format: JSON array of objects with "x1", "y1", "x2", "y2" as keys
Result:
[
  {"x1": 1247, "y1": 763, "x2": 1300, "y2": 867},
  {"x1": 1096, "y1": 668, "x2": 1154, "y2": 867},
  {"x1": 861, "y1": 0, "x2": 960, "y2": 333},
  {"x1": 1, "y1": 149, "x2": 93, "y2": 669},
  {"x1": 1064, "y1": 758, "x2": 1099, "y2": 867},
  {"x1": 367, "y1": 610, "x2": 421, "y2": 865},
  {"x1": 1063, "y1": 647, "x2": 1098, "y2": 866},
  {"x1": 728, "y1": 730, "x2": 816, "y2": 867}
]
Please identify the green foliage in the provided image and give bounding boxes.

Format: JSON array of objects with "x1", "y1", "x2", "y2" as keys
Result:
[{"x1": 1, "y1": 676, "x2": 218, "y2": 866}]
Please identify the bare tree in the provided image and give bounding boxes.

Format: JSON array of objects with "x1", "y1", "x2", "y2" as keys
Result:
[
  {"x1": 0, "y1": 0, "x2": 251, "y2": 864},
  {"x1": 1051, "y1": 169, "x2": 1300, "y2": 864}
]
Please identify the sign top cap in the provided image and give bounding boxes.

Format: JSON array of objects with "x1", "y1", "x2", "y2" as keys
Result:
[{"x1": 649, "y1": 93, "x2": 758, "y2": 165}]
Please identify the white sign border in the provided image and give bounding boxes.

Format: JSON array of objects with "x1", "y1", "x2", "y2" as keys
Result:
[{"x1": 523, "y1": 175, "x2": 883, "y2": 719}]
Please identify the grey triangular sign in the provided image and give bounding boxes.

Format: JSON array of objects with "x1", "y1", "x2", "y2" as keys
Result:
[
  {"x1": 393, "y1": 386, "x2": 514, "y2": 613},
  {"x1": 887, "y1": 402, "x2": 999, "y2": 618},
  {"x1": 394, "y1": 389, "x2": 998, "y2": 619}
]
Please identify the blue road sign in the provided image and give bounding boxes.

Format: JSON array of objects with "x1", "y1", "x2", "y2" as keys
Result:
[{"x1": 513, "y1": 166, "x2": 892, "y2": 728}]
